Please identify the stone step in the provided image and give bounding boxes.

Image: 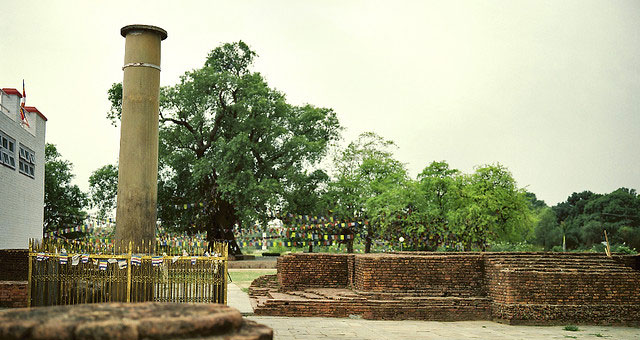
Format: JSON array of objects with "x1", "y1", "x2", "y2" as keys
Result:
[{"x1": 253, "y1": 296, "x2": 492, "y2": 320}]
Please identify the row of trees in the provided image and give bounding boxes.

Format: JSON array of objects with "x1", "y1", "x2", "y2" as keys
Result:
[
  {"x1": 312, "y1": 133, "x2": 535, "y2": 251},
  {"x1": 43, "y1": 41, "x2": 638, "y2": 254},
  {"x1": 534, "y1": 188, "x2": 640, "y2": 252}
]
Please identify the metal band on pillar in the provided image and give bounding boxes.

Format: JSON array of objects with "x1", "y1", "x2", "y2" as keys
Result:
[{"x1": 122, "y1": 62, "x2": 162, "y2": 71}]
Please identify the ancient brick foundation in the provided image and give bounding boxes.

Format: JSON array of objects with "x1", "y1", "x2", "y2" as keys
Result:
[
  {"x1": 0, "y1": 281, "x2": 28, "y2": 308},
  {"x1": 0, "y1": 249, "x2": 29, "y2": 308},
  {"x1": 0, "y1": 249, "x2": 28, "y2": 281},
  {"x1": 277, "y1": 253, "x2": 351, "y2": 291},
  {"x1": 252, "y1": 252, "x2": 640, "y2": 325}
]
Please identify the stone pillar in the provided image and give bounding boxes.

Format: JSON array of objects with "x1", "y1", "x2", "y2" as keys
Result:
[{"x1": 115, "y1": 25, "x2": 167, "y2": 246}]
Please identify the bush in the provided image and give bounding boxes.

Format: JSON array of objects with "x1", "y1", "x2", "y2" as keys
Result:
[
  {"x1": 488, "y1": 242, "x2": 543, "y2": 252},
  {"x1": 590, "y1": 243, "x2": 637, "y2": 255},
  {"x1": 564, "y1": 325, "x2": 580, "y2": 331}
]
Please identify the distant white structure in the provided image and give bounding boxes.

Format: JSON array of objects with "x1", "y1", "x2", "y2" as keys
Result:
[{"x1": 0, "y1": 87, "x2": 47, "y2": 249}]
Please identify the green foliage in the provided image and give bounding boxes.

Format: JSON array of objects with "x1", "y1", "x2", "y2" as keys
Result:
[
  {"x1": 108, "y1": 41, "x2": 341, "y2": 252},
  {"x1": 525, "y1": 191, "x2": 547, "y2": 211},
  {"x1": 327, "y1": 132, "x2": 406, "y2": 219},
  {"x1": 447, "y1": 164, "x2": 535, "y2": 250},
  {"x1": 563, "y1": 325, "x2": 580, "y2": 331},
  {"x1": 44, "y1": 143, "x2": 88, "y2": 236},
  {"x1": 106, "y1": 82, "x2": 122, "y2": 126},
  {"x1": 330, "y1": 152, "x2": 535, "y2": 251},
  {"x1": 88, "y1": 164, "x2": 118, "y2": 220},
  {"x1": 488, "y1": 241, "x2": 543, "y2": 252},
  {"x1": 534, "y1": 188, "x2": 640, "y2": 251},
  {"x1": 534, "y1": 207, "x2": 562, "y2": 250},
  {"x1": 325, "y1": 132, "x2": 409, "y2": 251},
  {"x1": 589, "y1": 243, "x2": 637, "y2": 255}
]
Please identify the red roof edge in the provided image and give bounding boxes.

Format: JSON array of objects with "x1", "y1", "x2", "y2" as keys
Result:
[
  {"x1": 2, "y1": 88, "x2": 23, "y2": 98},
  {"x1": 24, "y1": 106, "x2": 48, "y2": 122}
]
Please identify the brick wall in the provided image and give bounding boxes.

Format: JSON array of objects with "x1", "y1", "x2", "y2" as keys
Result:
[
  {"x1": 277, "y1": 253, "x2": 353, "y2": 291},
  {"x1": 255, "y1": 296, "x2": 491, "y2": 321},
  {"x1": 354, "y1": 253, "x2": 485, "y2": 296},
  {"x1": 268, "y1": 252, "x2": 640, "y2": 325},
  {"x1": 0, "y1": 249, "x2": 28, "y2": 281},
  {"x1": 0, "y1": 281, "x2": 28, "y2": 308},
  {"x1": 613, "y1": 254, "x2": 640, "y2": 271},
  {"x1": 484, "y1": 253, "x2": 640, "y2": 325}
]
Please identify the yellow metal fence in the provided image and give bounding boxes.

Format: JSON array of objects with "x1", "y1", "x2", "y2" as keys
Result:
[{"x1": 28, "y1": 239, "x2": 228, "y2": 307}]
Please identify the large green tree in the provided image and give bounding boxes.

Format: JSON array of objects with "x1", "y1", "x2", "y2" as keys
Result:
[
  {"x1": 449, "y1": 164, "x2": 535, "y2": 250},
  {"x1": 108, "y1": 42, "x2": 341, "y2": 253},
  {"x1": 326, "y1": 132, "x2": 408, "y2": 252},
  {"x1": 44, "y1": 143, "x2": 88, "y2": 237},
  {"x1": 372, "y1": 162, "x2": 535, "y2": 251}
]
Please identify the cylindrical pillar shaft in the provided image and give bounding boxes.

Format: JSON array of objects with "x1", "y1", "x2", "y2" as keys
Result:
[{"x1": 115, "y1": 25, "x2": 167, "y2": 246}]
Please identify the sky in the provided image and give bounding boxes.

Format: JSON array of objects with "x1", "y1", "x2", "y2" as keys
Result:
[{"x1": 1, "y1": 0, "x2": 638, "y2": 206}]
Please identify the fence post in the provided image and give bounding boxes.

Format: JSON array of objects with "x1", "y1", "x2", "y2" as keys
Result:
[
  {"x1": 224, "y1": 242, "x2": 228, "y2": 305},
  {"x1": 27, "y1": 239, "x2": 33, "y2": 308},
  {"x1": 127, "y1": 241, "x2": 132, "y2": 302}
]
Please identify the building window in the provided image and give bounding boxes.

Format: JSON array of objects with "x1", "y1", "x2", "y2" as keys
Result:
[
  {"x1": 19, "y1": 144, "x2": 35, "y2": 178},
  {"x1": 0, "y1": 130, "x2": 16, "y2": 170}
]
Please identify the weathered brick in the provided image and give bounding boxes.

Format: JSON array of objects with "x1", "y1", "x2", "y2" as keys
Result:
[{"x1": 254, "y1": 252, "x2": 640, "y2": 325}]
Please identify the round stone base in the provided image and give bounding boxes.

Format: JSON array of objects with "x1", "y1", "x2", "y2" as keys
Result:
[{"x1": 0, "y1": 302, "x2": 272, "y2": 340}]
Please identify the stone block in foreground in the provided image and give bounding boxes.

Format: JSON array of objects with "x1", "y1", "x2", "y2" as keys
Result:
[{"x1": 0, "y1": 302, "x2": 272, "y2": 340}]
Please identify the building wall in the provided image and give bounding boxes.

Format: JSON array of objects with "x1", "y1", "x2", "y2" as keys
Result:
[{"x1": 0, "y1": 92, "x2": 46, "y2": 249}]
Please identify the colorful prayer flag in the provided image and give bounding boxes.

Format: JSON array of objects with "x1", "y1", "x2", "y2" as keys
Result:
[
  {"x1": 151, "y1": 256, "x2": 163, "y2": 266},
  {"x1": 131, "y1": 255, "x2": 142, "y2": 266},
  {"x1": 60, "y1": 253, "x2": 68, "y2": 265}
]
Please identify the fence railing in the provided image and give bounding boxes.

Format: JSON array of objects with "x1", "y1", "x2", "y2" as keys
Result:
[{"x1": 28, "y1": 238, "x2": 228, "y2": 307}]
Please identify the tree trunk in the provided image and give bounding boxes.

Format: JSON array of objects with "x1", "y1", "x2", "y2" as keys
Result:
[
  {"x1": 202, "y1": 194, "x2": 244, "y2": 256},
  {"x1": 365, "y1": 236, "x2": 372, "y2": 253}
]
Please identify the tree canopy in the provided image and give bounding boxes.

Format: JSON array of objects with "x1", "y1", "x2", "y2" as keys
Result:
[
  {"x1": 97, "y1": 40, "x2": 638, "y2": 255},
  {"x1": 108, "y1": 41, "x2": 341, "y2": 253},
  {"x1": 44, "y1": 143, "x2": 88, "y2": 237},
  {"x1": 326, "y1": 138, "x2": 535, "y2": 251},
  {"x1": 533, "y1": 188, "x2": 640, "y2": 252},
  {"x1": 88, "y1": 164, "x2": 118, "y2": 221}
]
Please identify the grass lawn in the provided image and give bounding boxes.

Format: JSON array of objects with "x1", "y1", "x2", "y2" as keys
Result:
[{"x1": 228, "y1": 269, "x2": 276, "y2": 290}]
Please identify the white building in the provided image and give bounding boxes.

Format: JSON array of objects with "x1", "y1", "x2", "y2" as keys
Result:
[{"x1": 0, "y1": 87, "x2": 47, "y2": 249}]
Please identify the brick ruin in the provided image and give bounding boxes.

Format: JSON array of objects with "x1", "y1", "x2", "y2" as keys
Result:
[
  {"x1": 250, "y1": 252, "x2": 640, "y2": 325},
  {"x1": 0, "y1": 249, "x2": 28, "y2": 308}
]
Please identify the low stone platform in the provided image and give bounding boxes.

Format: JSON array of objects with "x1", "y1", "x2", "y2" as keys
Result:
[
  {"x1": 0, "y1": 302, "x2": 272, "y2": 340},
  {"x1": 250, "y1": 252, "x2": 640, "y2": 325},
  {"x1": 251, "y1": 285, "x2": 490, "y2": 321}
]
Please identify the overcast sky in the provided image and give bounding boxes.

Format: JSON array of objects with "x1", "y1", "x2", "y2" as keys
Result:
[{"x1": 1, "y1": 1, "x2": 638, "y2": 206}]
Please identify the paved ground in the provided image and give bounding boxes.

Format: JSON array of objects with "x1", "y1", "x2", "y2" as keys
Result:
[
  {"x1": 228, "y1": 281, "x2": 254, "y2": 314},
  {"x1": 246, "y1": 316, "x2": 640, "y2": 340}
]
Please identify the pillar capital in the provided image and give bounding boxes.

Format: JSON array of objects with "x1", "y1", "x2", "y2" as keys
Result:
[{"x1": 121, "y1": 24, "x2": 167, "y2": 40}]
